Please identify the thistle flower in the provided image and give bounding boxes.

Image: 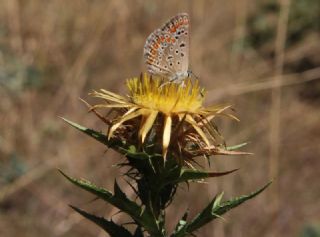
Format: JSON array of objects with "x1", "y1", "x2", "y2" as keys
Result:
[
  {"x1": 62, "y1": 73, "x2": 270, "y2": 237},
  {"x1": 90, "y1": 73, "x2": 238, "y2": 160}
]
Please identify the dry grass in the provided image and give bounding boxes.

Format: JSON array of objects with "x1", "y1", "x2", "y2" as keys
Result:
[{"x1": 0, "y1": 0, "x2": 319, "y2": 236}]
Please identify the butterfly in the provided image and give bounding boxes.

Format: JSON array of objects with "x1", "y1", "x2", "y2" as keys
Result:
[{"x1": 143, "y1": 13, "x2": 192, "y2": 84}]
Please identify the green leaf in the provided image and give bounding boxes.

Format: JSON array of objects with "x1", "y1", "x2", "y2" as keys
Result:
[
  {"x1": 120, "y1": 148, "x2": 151, "y2": 160},
  {"x1": 178, "y1": 169, "x2": 238, "y2": 183},
  {"x1": 226, "y1": 142, "x2": 248, "y2": 151},
  {"x1": 171, "y1": 210, "x2": 189, "y2": 237},
  {"x1": 185, "y1": 182, "x2": 272, "y2": 234},
  {"x1": 61, "y1": 117, "x2": 153, "y2": 160},
  {"x1": 213, "y1": 192, "x2": 224, "y2": 208},
  {"x1": 163, "y1": 168, "x2": 238, "y2": 187},
  {"x1": 172, "y1": 193, "x2": 221, "y2": 237},
  {"x1": 59, "y1": 170, "x2": 160, "y2": 235},
  {"x1": 61, "y1": 117, "x2": 110, "y2": 146},
  {"x1": 69, "y1": 205, "x2": 133, "y2": 237}
]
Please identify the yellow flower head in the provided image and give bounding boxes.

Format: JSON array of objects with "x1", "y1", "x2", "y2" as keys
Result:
[
  {"x1": 127, "y1": 75, "x2": 203, "y2": 114},
  {"x1": 90, "y1": 74, "x2": 237, "y2": 160}
]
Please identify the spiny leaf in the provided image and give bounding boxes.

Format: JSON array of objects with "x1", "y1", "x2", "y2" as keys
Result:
[
  {"x1": 118, "y1": 147, "x2": 151, "y2": 160},
  {"x1": 211, "y1": 182, "x2": 271, "y2": 216},
  {"x1": 178, "y1": 169, "x2": 238, "y2": 182},
  {"x1": 163, "y1": 168, "x2": 238, "y2": 186},
  {"x1": 69, "y1": 205, "x2": 133, "y2": 237},
  {"x1": 61, "y1": 117, "x2": 151, "y2": 160},
  {"x1": 185, "y1": 182, "x2": 272, "y2": 233},
  {"x1": 61, "y1": 117, "x2": 110, "y2": 146},
  {"x1": 59, "y1": 170, "x2": 160, "y2": 235},
  {"x1": 171, "y1": 210, "x2": 189, "y2": 237},
  {"x1": 213, "y1": 192, "x2": 224, "y2": 208},
  {"x1": 113, "y1": 180, "x2": 147, "y2": 218},
  {"x1": 226, "y1": 142, "x2": 249, "y2": 151}
]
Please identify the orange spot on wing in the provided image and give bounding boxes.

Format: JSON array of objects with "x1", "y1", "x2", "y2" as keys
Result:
[
  {"x1": 171, "y1": 38, "x2": 176, "y2": 43},
  {"x1": 147, "y1": 55, "x2": 155, "y2": 62},
  {"x1": 150, "y1": 49, "x2": 157, "y2": 55},
  {"x1": 170, "y1": 26, "x2": 176, "y2": 33},
  {"x1": 148, "y1": 55, "x2": 155, "y2": 59}
]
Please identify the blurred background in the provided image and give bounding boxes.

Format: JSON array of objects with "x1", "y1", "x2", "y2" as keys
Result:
[{"x1": 0, "y1": 0, "x2": 319, "y2": 236}]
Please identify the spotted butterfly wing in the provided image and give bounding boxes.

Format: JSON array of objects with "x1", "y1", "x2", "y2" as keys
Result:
[{"x1": 143, "y1": 13, "x2": 190, "y2": 81}]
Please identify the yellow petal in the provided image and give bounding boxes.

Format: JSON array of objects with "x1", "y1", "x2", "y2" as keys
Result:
[
  {"x1": 108, "y1": 109, "x2": 143, "y2": 140},
  {"x1": 205, "y1": 111, "x2": 239, "y2": 122},
  {"x1": 221, "y1": 113, "x2": 240, "y2": 121},
  {"x1": 100, "y1": 89, "x2": 127, "y2": 101},
  {"x1": 199, "y1": 104, "x2": 239, "y2": 123},
  {"x1": 139, "y1": 110, "x2": 158, "y2": 143},
  {"x1": 91, "y1": 90, "x2": 127, "y2": 104},
  {"x1": 162, "y1": 116, "x2": 172, "y2": 159},
  {"x1": 123, "y1": 107, "x2": 138, "y2": 117},
  {"x1": 214, "y1": 105, "x2": 239, "y2": 121},
  {"x1": 91, "y1": 104, "x2": 132, "y2": 109},
  {"x1": 205, "y1": 104, "x2": 232, "y2": 112}
]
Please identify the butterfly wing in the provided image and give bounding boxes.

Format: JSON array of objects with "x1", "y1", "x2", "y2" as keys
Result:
[
  {"x1": 144, "y1": 13, "x2": 190, "y2": 79},
  {"x1": 144, "y1": 29, "x2": 175, "y2": 77}
]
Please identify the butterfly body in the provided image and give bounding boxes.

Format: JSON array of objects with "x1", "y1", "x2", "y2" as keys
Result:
[{"x1": 144, "y1": 13, "x2": 191, "y2": 83}]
